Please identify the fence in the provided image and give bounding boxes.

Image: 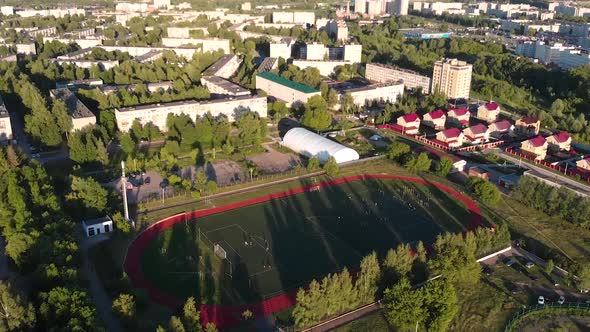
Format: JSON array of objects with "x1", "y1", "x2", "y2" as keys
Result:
[
  {"x1": 377, "y1": 124, "x2": 505, "y2": 152},
  {"x1": 505, "y1": 147, "x2": 590, "y2": 182},
  {"x1": 504, "y1": 302, "x2": 590, "y2": 332}
]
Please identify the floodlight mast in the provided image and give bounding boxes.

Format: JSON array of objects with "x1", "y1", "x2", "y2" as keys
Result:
[{"x1": 121, "y1": 161, "x2": 130, "y2": 221}]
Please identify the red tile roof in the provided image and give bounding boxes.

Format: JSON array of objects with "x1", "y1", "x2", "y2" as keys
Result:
[
  {"x1": 468, "y1": 123, "x2": 488, "y2": 135},
  {"x1": 527, "y1": 135, "x2": 546, "y2": 147},
  {"x1": 401, "y1": 112, "x2": 420, "y2": 123},
  {"x1": 449, "y1": 107, "x2": 470, "y2": 117},
  {"x1": 485, "y1": 102, "x2": 499, "y2": 111},
  {"x1": 493, "y1": 119, "x2": 512, "y2": 131},
  {"x1": 551, "y1": 131, "x2": 570, "y2": 143},
  {"x1": 520, "y1": 116, "x2": 539, "y2": 125},
  {"x1": 428, "y1": 109, "x2": 446, "y2": 119},
  {"x1": 442, "y1": 127, "x2": 462, "y2": 139}
]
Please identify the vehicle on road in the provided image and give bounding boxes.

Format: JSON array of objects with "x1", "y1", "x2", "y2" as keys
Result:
[
  {"x1": 538, "y1": 296, "x2": 545, "y2": 305},
  {"x1": 504, "y1": 258, "x2": 516, "y2": 267},
  {"x1": 558, "y1": 296, "x2": 565, "y2": 304},
  {"x1": 525, "y1": 262, "x2": 535, "y2": 269}
]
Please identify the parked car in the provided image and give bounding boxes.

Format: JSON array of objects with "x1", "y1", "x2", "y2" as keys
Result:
[
  {"x1": 504, "y1": 258, "x2": 516, "y2": 267},
  {"x1": 510, "y1": 285, "x2": 522, "y2": 295},
  {"x1": 529, "y1": 275, "x2": 539, "y2": 281},
  {"x1": 552, "y1": 279, "x2": 560, "y2": 287},
  {"x1": 558, "y1": 296, "x2": 565, "y2": 304},
  {"x1": 145, "y1": 177, "x2": 151, "y2": 184},
  {"x1": 483, "y1": 266, "x2": 493, "y2": 276},
  {"x1": 538, "y1": 296, "x2": 545, "y2": 305},
  {"x1": 525, "y1": 262, "x2": 535, "y2": 269}
]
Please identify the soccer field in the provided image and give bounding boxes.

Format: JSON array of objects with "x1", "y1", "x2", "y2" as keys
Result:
[{"x1": 139, "y1": 176, "x2": 476, "y2": 305}]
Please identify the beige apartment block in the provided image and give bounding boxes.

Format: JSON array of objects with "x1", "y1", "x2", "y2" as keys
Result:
[
  {"x1": 431, "y1": 58, "x2": 472, "y2": 99},
  {"x1": 115, "y1": 96, "x2": 268, "y2": 132}
]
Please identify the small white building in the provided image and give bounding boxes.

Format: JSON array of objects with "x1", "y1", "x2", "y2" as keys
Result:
[{"x1": 82, "y1": 216, "x2": 113, "y2": 237}]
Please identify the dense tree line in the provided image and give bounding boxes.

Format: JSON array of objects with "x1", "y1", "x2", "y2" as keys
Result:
[
  {"x1": 512, "y1": 176, "x2": 590, "y2": 228},
  {"x1": 0, "y1": 148, "x2": 102, "y2": 330},
  {"x1": 293, "y1": 225, "x2": 511, "y2": 329}
]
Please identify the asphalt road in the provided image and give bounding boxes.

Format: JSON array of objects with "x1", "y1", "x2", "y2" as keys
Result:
[{"x1": 495, "y1": 150, "x2": 590, "y2": 197}]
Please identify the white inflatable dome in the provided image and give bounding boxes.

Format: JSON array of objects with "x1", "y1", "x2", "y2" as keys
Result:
[{"x1": 282, "y1": 127, "x2": 360, "y2": 164}]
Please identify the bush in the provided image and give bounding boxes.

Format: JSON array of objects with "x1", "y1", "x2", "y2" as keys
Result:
[{"x1": 468, "y1": 177, "x2": 500, "y2": 204}]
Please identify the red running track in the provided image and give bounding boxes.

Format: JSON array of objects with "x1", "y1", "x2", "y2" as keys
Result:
[{"x1": 124, "y1": 174, "x2": 482, "y2": 329}]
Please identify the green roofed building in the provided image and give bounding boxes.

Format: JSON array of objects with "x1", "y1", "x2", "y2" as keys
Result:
[{"x1": 256, "y1": 72, "x2": 321, "y2": 107}]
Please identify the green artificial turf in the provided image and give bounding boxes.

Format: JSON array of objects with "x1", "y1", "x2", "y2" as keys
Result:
[{"x1": 140, "y1": 178, "x2": 473, "y2": 305}]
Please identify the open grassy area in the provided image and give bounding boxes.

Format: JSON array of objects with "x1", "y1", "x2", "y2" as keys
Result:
[
  {"x1": 139, "y1": 177, "x2": 473, "y2": 305},
  {"x1": 332, "y1": 311, "x2": 392, "y2": 332}
]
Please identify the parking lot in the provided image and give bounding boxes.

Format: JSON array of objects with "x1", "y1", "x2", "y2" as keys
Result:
[{"x1": 482, "y1": 254, "x2": 588, "y2": 308}]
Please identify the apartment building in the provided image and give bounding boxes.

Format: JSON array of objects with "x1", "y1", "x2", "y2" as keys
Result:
[
  {"x1": 200, "y1": 76, "x2": 251, "y2": 98},
  {"x1": 202, "y1": 55, "x2": 242, "y2": 79},
  {"x1": 115, "y1": 95, "x2": 267, "y2": 132},
  {"x1": 0, "y1": 96, "x2": 12, "y2": 142},
  {"x1": 49, "y1": 89, "x2": 96, "y2": 131},
  {"x1": 431, "y1": 58, "x2": 472, "y2": 99},
  {"x1": 365, "y1": 63, "x2": 432, "y2": 93},
  {"x1": 255, "y1": 72, "x2": 320, "y2": 107}
]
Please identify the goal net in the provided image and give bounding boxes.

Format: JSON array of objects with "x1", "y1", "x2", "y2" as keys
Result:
[{"x1": 214, "y1": 243, "x2": 227, "y2": 260}]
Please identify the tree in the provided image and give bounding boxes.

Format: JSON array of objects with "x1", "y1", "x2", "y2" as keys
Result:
[
  {"x1": 386, "y1": 141, "x2": 410, "y2": 162},
  {"x1": 112, "y1": 212, "x2": 131, "y2": 234},
  {"x1": 169, "y1": 315, "x2": 186, "y2": 332},
  {"x1": 355, "y1": 252, "x2": 381, "y2": 304},
  {"x1": 182, "y1": 297, "x2": 201, "y2": 332},
  {"x1": 545, "y1": 259, "x2": 554, "y2": 275},
  {"x1": 576, "y1": 264, "x2": 590, "y2": 291},
  {"x1": 242, "y1": 309, "x2": 253, "y2": 320},
  {"x1": 404, "y1": 152, "x2": 431, "y2": 173},
  {"x1": 52, "y1": 100, "x2": 73, "y2": 134},
  {"x1": 5, "y1": 145, "x2": 20, "y2": 168},
  {"x1": 120, "y1": 133, "x2": 135, "y2": 156},
  {"x1": 39, "y1": 287, "x2": 98, "y2": 331},
  {"x1": 341, "y1": 92, "x2": 356, "y2": 114},
  {"x1": 195, "y1": 170, "x2": 208, "y2": 193},
  {"x1": 468, "y1": 177, "x2": 500, "y2": 204},
  {"x1": 383, "y1": 244, "x2": 415, "y2": 283},
  {"x1": 95, "y1": 138, "x2": 109, "y2": 166},
  {"x1": 236, "y1": 112, "x2": 266, "y2": 146},
  {"x1": 422, "y1": 279, "x2": 458, "y2": 332},
  {"x1": 307, "y1": 157, "x2": 320, "y2": 171},
  {"x1": 300, "y1": 96, "x2": 332, "y2": 131},
  {"x1": 66, "y1": 176, "x2": 108, "y2": 216},
  {"x1": 0, "y1": 282, "x2": 35, "y2": 331},
  {"x1": 112, "y1": 293, "x2": 135, "y2": 321},
  {"x1": 323, "y1": 157, "x2": 339, "y2": 177},
  {"x1": 435, "y1": 157, "x2": 454, "y2": 177},
  {"x1": 383, "y1": 278, "x2": 424, "y2": 331}
]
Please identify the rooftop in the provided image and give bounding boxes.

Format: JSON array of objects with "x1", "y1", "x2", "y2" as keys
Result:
[
  {"x1": 401, "y1": 112, "x2": 420, "y2": 123},
  {"x1": 467, "y1": 123, "x2": 488, "y2": 135},
  {"x1": 257, "y1": 57, "x2": 277, "y2": 73},
  {"x1": 256, "y1": 72, "x2": 319, "y2": 94},
  {"x1": 368, "y1": 62, "x2": 430, "y2": 77},
  {"x1": 203, "y1": 54, "x2": 238, "y2": 76},
  {"x1": 493, "y1": 119, "x2": 513, "y2": 130},
  {"x1": 449, "y1": 107, "x2": 470, "y2": 116},
  {"x1": 116, "y1": 95, "x2": 265, "y2": 113},
  {"x1": 49, "y1": 88, "x2": 94, "y2": 119},
  {"x1": 484, "y1": 102, "x2": 499, "y2": 111},
  {"x1": 526, "y1": 135, "x2": 547, "y2": 147},
  {"x1": 428, "y1": 109, "x2": 446, "y2": 119},
  {"x1": 135, "y1": 50, "x2": 163, "y2": 63},
  {"x1": 551, "y1": 131, "x2": 570, "y2": 143},
  {"x1": 442, "y1": 127, "x2": 462, "y2": 138},
  {"x1": 201, "y1": 76, "x2": 250, "y2": 94},
  {"x1": 0, "y1": 95, "x2": 8, "y2": 118},
  {"x1": 82, "y1": 216, "x2": 112, "y2": 226},
  {"x1": 519, "y1": 116, "x2": 539, "y2": 124}
]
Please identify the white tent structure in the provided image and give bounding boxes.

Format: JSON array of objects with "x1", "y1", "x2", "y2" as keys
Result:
[{"x1": 282, "y1": 127, "x2": 360, "y2": 164}]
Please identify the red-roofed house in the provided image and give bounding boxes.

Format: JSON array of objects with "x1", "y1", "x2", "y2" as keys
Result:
[
  {"x1": 447, "y1": 107, "x2": 470, "y2": 127},
  {"x1": 396, "y1": 113, "x2": 421, "y2": 134},
  {"x1": 477, "y1": 102, "x2": 501, "y2": 123},
  {"x1": 463, "y1": 123, "x2": 490, "y2": 144},
  {"x1": 576, "y1": 157, "x2": 590, "y2": 171},
  {"x1": 489, "y1": 119, "x2": 514, "y2": 138},
  {"x1": 423, "y1": 109, "x2": 446, "y2": 130},
  {"x1": 515, "y1": 116, "x2": 541, "y2": 136},
  {"x1": 436, "y1": 127, "x2": 464, "y2": 148},
  {"x1": 546, "y1": 132, "x2": 572, "y2": 152},
  {"x1": 521, "y1": 135, "x2": 548, "y2": 160}
]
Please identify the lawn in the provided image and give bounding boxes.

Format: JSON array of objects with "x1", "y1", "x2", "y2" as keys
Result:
[{"x1": 138, "y1": 177, "x2": 474, "y2": 305}]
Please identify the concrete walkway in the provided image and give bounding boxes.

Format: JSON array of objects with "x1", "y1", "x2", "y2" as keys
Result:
[{"x1": 80, "y1": 234, "x2": 124, "y2": 332}]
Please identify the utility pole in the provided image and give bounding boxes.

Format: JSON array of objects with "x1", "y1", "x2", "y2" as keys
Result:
[{"x1": 121, "y1": 161, "x2": 130, "y2": 221}]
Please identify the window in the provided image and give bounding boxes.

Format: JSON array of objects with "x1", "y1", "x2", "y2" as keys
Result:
[{"x1": 88, "y1": 227, "x2": 95, "y2": 236}]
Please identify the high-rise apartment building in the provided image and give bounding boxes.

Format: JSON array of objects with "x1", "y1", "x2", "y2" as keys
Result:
[{"x1": 431, "y1": 58, "x2": 472, "y2": 99}]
